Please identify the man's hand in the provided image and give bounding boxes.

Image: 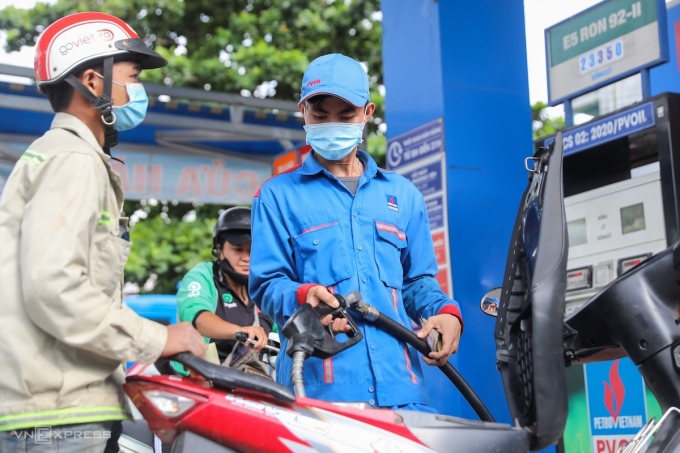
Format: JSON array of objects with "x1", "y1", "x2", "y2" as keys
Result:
[
  {"x1": 235, "y1": 325, "x2": 269, "y2": 350},
  {"x1": 306, "y1": 285, "x2": 350, "y2": 333},
  {"x1": 417, "y1": 314, "x2": 462, "y2": 366},
  {"x1": 162, "y1": 322, "x2": 208, "y2": 357}
]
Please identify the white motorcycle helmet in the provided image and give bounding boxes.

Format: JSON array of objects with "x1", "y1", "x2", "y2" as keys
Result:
[
  {"x1": 34, "y1": 12, "x2": 166, "y2": 152},
  {"x1": 34, "y1": 11, "x2": 166, "y2": 85}
]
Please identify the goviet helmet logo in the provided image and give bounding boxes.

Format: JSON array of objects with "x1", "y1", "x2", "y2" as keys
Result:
[
  {"x1": 58, "y1": 29, "x2": 116, "y2": 56},
  {"x1": 97, "y1": 29, "x2": 115, "y2": 41},
  {"x1": 603, "y1": 359, "x2": 625, "y2": 422}
]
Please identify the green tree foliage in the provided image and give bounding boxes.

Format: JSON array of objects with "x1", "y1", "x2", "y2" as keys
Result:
[
  {"x1": 122, "y1": 200, "x2": 219, "y2": 294},
  {"x1": 532, "y1": 101, "x2": 565, "y2": 140},
  {"x1": 1, "y1": 1, "x2": 385, "y2": 293},
  {"x1": 0, "y1": 0, "x2": 384, "y2": 137}
]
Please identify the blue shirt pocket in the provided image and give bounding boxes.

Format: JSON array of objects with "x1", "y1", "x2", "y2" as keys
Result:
[
  {"x1": 292, "y1": 220, "x2": 352, "y2": 286},
  {"x1": 373, "y1": 220, "x2": 407, "y2": 289}
]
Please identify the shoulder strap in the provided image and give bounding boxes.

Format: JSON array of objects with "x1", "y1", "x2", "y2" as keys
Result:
[
  {"x1": 58, "y1": 127, "x2": 80, "y2": 138},
  {"x1": 54, "y1": 127, "x2": 125, "y2": 164}
]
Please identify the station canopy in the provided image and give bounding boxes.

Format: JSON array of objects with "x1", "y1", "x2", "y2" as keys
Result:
[{"x1": 0, "y1": 63, "x2": 308, "y2": 204}]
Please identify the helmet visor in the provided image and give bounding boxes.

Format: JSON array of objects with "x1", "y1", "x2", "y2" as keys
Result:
[
  {"x1": 114, "y1": 38, "x2": 167, "y2": 69},
  {"x1": 221, "y1": 231, "x2": 252, "y2": 246}
]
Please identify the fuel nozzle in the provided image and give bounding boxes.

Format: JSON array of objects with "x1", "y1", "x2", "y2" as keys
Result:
[{"x1": 282, "y1": 298, "x2": 363, "y2": 360}]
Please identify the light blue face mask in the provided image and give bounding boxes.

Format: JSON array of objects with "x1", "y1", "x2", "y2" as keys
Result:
[
  {"x1": 112, "y1": 83, "x2": 148, "y2": 131},
  {"x1": 303, "y1": 107, "x2": 367, "y2": 161},
  {"x1": 95, "y1": 72, "x2": 148, "y2": 132}
]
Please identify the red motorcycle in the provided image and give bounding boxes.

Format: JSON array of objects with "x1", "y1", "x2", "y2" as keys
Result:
[{"x1": 123, "y1": 134, "x2": 680, "y2": 452}]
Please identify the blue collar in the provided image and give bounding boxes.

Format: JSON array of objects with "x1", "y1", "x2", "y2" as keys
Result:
[{"x1": 298, "y1": 150, "x2": 387, "y2": 179}]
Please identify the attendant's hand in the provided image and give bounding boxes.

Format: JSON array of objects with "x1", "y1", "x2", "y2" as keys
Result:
[
  {"x1": 417, "y1": 314, "x2": 462, "y2": 365},
  {"x1": 306, "y1": 285, "x2": 350, "y2": 333}
]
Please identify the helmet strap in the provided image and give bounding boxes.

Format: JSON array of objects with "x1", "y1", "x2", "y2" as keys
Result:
[
  {"x1": 218, "y1": 258, "x2": 249, "y2": 286},
  {"x1": 99, "y1": 57, "x2": 118, "y2": 154},
  {"x1": 64, "y1": 57, "x2": 119, "y2": 156}
]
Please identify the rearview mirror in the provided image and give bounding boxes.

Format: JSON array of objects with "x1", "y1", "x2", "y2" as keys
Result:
[{"x1": 480, "y1": 288, "x2": 501, "y2": 317}]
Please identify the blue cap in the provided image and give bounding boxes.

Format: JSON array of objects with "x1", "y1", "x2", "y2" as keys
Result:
[{"x1": 299, "y1": 53, "x2": 369, "y2": 107}]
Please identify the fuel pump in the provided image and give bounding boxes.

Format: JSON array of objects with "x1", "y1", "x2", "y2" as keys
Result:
[
  {"x1": 539, "y1": 92, "x2": 680, "y2": 316},
  {"x1": 537, "y1": 92, "x2": 680, "y2": 452}
]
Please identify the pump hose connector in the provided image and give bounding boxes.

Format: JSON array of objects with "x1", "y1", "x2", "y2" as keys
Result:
[
  {"x1": 344, "y1": 291, "x2": 380, "y2": 321},
  {"x1": 291, "y1": 350, "x2": 306, "y2": 397}
]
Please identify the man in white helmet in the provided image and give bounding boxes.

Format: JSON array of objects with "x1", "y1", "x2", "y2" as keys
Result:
[{"x1": 0, "y1": 12, "x2": 206, "y2": 452}]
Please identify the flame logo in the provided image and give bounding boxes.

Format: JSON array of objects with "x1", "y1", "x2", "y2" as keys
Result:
[
  {"x1": 603, "y1": 359, "x2": 625, "y2": 422},
  {"x1": 97, "y1": 29, "x2": 115, "y2": 41}
]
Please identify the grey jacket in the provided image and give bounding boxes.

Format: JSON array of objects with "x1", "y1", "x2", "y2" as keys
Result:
[{"x1": 0, "y1": 113, "x2": 167, "y2": 430}]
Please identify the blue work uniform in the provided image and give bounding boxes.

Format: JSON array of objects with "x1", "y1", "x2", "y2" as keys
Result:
[{"x1": 250, "y1": 150, "x2": 462, "y2": 408}]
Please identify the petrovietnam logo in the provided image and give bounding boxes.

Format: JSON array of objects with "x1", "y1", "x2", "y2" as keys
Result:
[
  {"x1": 59, "y1": 29, "x2": 115, "y2": 56},
  {"x1": 604, "y1": 360, "x2": 624, "y2": 423},
  {"x1": 593, "y1": 360, "x2": 643, "y2": 430}
]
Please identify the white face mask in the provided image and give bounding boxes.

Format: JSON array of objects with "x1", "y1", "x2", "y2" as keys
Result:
[{"x1": 303, "y1": 105, "x2": 367, "y2": 161}]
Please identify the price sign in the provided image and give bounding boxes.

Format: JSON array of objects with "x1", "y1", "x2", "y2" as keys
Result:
[
  {"x1": 546, "y1": 0, "x2": 667, "y2": 104},
  {"x1": 579, "y1": 38, "x2": 625, "y2": 75}
]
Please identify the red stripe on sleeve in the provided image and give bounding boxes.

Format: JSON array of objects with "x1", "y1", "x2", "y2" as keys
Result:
[
  {"x1": 438, "y1": 305, "x2": 464, "y2": 335},
  {"x1": 296, "y1": 283, "x2": 321, "y2": 305}
]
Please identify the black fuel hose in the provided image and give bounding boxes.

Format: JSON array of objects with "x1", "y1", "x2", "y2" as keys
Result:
[{"x1": 369, "y1": 311, "x2": 495, "y2": 423}]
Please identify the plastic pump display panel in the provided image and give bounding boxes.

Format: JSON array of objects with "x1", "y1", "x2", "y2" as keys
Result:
[{"x1": 564, "y1": 163, "x2": 665, "y2": 314}]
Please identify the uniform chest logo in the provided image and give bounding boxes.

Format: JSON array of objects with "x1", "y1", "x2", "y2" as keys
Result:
[
  {"x1": 222, "y1": 293, "x2": 236, "y2": 307},
  {"x1": 386, "y1": 194, "x2": 399, "y2": 212}
]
